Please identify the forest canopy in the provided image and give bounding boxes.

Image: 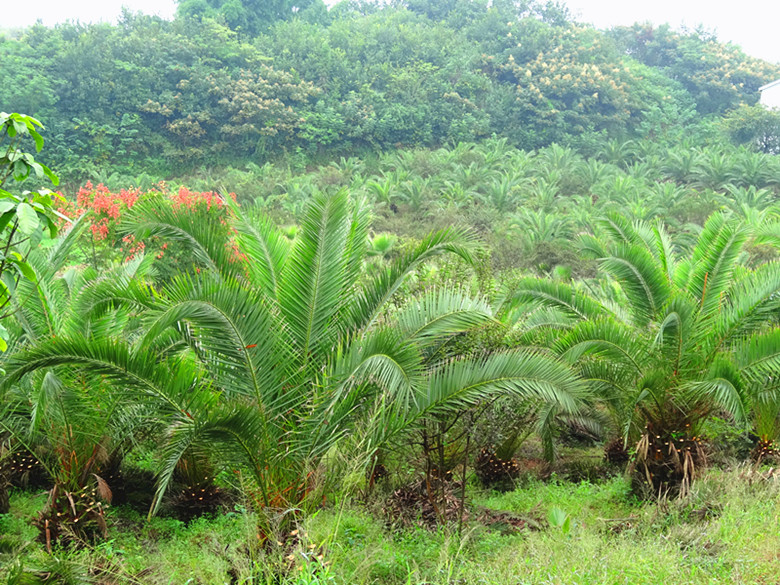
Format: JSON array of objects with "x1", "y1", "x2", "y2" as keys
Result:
[{"x1": 1, "y1": 0, "x2": 778, "y2": 180}]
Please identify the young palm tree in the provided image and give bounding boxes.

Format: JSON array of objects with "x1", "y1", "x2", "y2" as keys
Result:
[
  {"x1": 0, "y1": 216, "x2": 159, "y2": 541},
  {"x1": 510, "y1": 212, "x2": 780, "y2": 494},
  {"x1": 692, "y1": 151, "x2": 738, "y2": 191},
  {"x1": 2, "y1": 190, "x2": 587, "y2": 531},
  {"x1": 661, "y1": 147, "x2": 703, "y2": 184}
]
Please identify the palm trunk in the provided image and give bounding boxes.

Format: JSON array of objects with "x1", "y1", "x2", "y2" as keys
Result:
[
  {"x1": 0, "y1": 437, "x2": 9, "y2": 514},
  {"x1": 0, "y1": 474, "x2": 9, "y2": 514},
  {"x1": 634, "y1": 429, "x2": 704, "y2": 497}
]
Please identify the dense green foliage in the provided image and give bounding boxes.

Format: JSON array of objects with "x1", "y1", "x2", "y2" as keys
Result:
[{"x1": 1, "y1": 0, "x2": 778, "y2": 180}]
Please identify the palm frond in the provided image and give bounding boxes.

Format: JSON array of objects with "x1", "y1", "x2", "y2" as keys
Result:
[
  {"x1": 142, "y1": 275, "x2": 289, "y2": 402},
  {"x1": 506, "y1": 278, "x2": 605, "y2": 321},
  {"x1": 555, "y1": 318, "x2": 650, "y2": 375},
  {"x1": 685, "y1": 212, "x2": 748, "y2": 316},
  {"x1": 3, "y1": 337, "x2": 208, "y2": 417},
  {"x1": 599, "y1": 242, "x2": 671, "y2": 325},
  {"x1": 735, "y1": 328, "x2": 780, "y2": 387},
  {"x1": 393, "y1": 287, "x2": 496, "y2": 345},
  {"x1": 44, "y1": 213, "x2": 90, "y2": 277},
  {"x1": 121, "y1": 193, "x2": 238, "y2": 277},
  {"x1": 229, "y1": 201, "x2": 289, "y2": 300},
  {"x1": 278, "y1": 190, "x2": 350, "y2": 363},
  {"x1": 347, "y1": 226, "x2": 479, "y2": 333}
]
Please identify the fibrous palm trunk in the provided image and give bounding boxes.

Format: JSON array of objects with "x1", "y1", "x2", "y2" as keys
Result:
[
  {"x1": 0, "y1": 478, "x2": 9, "y2": 514},
  {"x1": 634, "y1": 426, "x2": 704, "y2": 497},
  {"x1": 0, "y1": 439, "x2": 9, "y2": 514}
]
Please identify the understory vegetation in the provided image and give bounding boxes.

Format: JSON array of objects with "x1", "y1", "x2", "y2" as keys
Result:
[
  {"x1": 3, "y1": 0, "x2": 780, "y2": 583},
  {"x1": 4, "y1": 466, "x2": 780, "y2": 584}
]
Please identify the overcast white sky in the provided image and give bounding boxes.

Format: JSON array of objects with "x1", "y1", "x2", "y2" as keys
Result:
[{"x1": 3, "y1": 0, "x2": 780, "y2": 63}]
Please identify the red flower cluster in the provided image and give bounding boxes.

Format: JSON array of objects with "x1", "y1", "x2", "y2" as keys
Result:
[
  {"x1": 171, "y1": 187, "x2": 236, "y2": 212},
  {"x1": 59, "y1": 181, "x2": 140, "y2": 241},
  {"x1": 57, "y1": 182, "x2": 242, "y2": 268},
  {"x1": 121, "y1": 234, "x2": 146, "y2": 262}
]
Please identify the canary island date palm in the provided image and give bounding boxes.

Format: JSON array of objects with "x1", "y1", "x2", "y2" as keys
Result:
[
  {"x1": 510, "y1": 212, "x2": 780, "y2": 494},
  {"x1": 2, "y1": 190, "x2": 587, "y2": 530},
  {"x1": 0, "y1": 216, "x2": 174, "y2": 543}
]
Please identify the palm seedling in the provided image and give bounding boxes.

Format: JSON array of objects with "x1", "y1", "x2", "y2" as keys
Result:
[
  {"x1": 507, "y1": 209, "x2": 574, "y2": 271},
  {"x1": 538, "y1": 143, "x2": 583, "y2": 177},
  {"x1": 691, "y1": 151, "x2": 738, "y2": 191},
  {"x1": 527, "y1": 176, "x2": 561, "y2": 213},
  {"x1": 597, "y1": 139, "x2": 636, "y2": 169},
  {"x1": 720, "y1": 184, "x2": 778, "y2": 219},
  {"x1": 660, "y1": 147, "x2": 703, "y2": 184},
  {"x1": 576, "y1": 159, "x2": 616, "y2": 192},
  {"x1": 731, "y1": 150, "x2": 775, "y2": 189},
  {"x1": 398, "y1": 176, "x2": 433, "y2": 212},
  {"x1": 365, "y1": 177, "x2": 399, "y2": 212},
  {"x1": 485, "y1": 175, "x2": 528, "y2": 214},
  {"x1": 455, "y1": 162, "x2": 499, "y2": 191},
  {"x1": 367, "y1": 232, "x2": 398, "y2": 258}
]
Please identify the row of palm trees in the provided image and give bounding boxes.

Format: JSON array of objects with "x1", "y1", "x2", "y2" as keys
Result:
[
  {"x1": 0, "y1": 190, "x2": 586, "y2": 535},
  {"x1": 2, "y1": 188, "x2": 780, "y2": 540},
  {"x1": 82, "y1": 138, "x2": 780, "y2": 287},
  {"x1": 136, "y1": 138, "x2": 780, "y2": 277},
  {"x1": 95, "y1": 139, "x2": 780, "y2": 224}
]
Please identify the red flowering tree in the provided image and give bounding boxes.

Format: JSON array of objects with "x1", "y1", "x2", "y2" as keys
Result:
[{"x1": 58, "y1": 182, "x2": 239, "y2": 276}]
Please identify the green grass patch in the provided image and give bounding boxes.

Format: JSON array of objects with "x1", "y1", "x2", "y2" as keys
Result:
[{"x1": 2, "y1": 469, "x2": 780, "y2": 584}]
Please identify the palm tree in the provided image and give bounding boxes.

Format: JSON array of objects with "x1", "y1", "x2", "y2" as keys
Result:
[
  {"x1": 720, "y1": 184, "x2": 778, "y2": 219},
  {"x1": 365, "y1": 177, "x2": 398, "y2": 211},
  {"x1": 661, "y1": 147, "x2": 703, "y2": 184},
  {"x1": 0, "y1": 216, "x2": 155, "y2": 541},
  {"x1": 538, "y1": 143, "x2": 582, "y2": 176},
  {"x1": 598, "y1": 139, "x2": 636, "y2": 169},
  {"x1": 485, "y1": 175, "x2": 528, "y2": 214},
  {"x1": 3, "y1": 190, "x2": 587, "y2": 532},
  {"x1": 692, "y1": 151, "x2": 738, "y2": 191},
  {"x1": 508, "y1": 209, "x2": 573, "y2": 254},
  {"x1": 576, "y1": 159, "x2": 617, "y2": 191},
  {"x1": 731, "y1": 150, "x2": 775, "y2": 189},
  {"x1": 510, "y1": 212, "x2": 780, "y2": 494},
  {"x1": 527, "y1": 176, "x2": 562, "y2": 213}
]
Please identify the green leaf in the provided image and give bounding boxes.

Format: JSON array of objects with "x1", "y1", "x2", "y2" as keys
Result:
[
  {"x1": 41, "y1": 163, "x2": 59, "y2": 186},
  {"x1": 548, "y1": 507, "x2": 571, "y2": 534},
  {"x1": 29, "y1": 128, "x2": 44, "y2": 152},
  {"x1": 44, "y1": 215, "x2": 58, "y2": 238},
  {"x1": 12, "y1": 159, "x2": 31, "y2": 182},
  {"x1": 10, "y1": 257, "x2": 37, "y2": 284},
  {"x1": 0, "y1": 211, "x2": 15, "y2": 234},
  {"x1": 16, "y1": 202, "x2": 40, "y2": 235},
  {"x1": 0, "y1": 201, "x2": 16, "y2": 214}
]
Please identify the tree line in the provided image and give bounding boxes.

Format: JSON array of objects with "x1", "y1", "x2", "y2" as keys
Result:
[{"x1": 1, "y1": 0, "x2": 778, "y2": 180}]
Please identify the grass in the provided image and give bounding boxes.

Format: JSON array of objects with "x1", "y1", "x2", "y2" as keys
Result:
[{"x1": 2, "y1": 467, "x2": 780, "y2": 584}]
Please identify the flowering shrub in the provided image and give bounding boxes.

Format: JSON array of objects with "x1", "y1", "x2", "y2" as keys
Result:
[
  {"x1": 58, "y1": 181, "x2": 140, "y2": 241},
  {"x1": 171, "y1": 186, "x2": 233, "y2": 212},
  {"x1": 58, "y1": 182, "x2": 239, "y2": 273}
]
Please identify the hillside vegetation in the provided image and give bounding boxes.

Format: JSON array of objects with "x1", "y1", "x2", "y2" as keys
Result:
[
  {"x1": 1, "y1": 0, "x2": 779, "y2": 179},
  {"x1": 3, "y1": 2, "x2": 780, "y2": 584}
]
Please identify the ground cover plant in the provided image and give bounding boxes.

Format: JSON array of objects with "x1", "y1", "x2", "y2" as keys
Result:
[{"x1": 4, "y1": 466, "x2": 780, "y2": 584}]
